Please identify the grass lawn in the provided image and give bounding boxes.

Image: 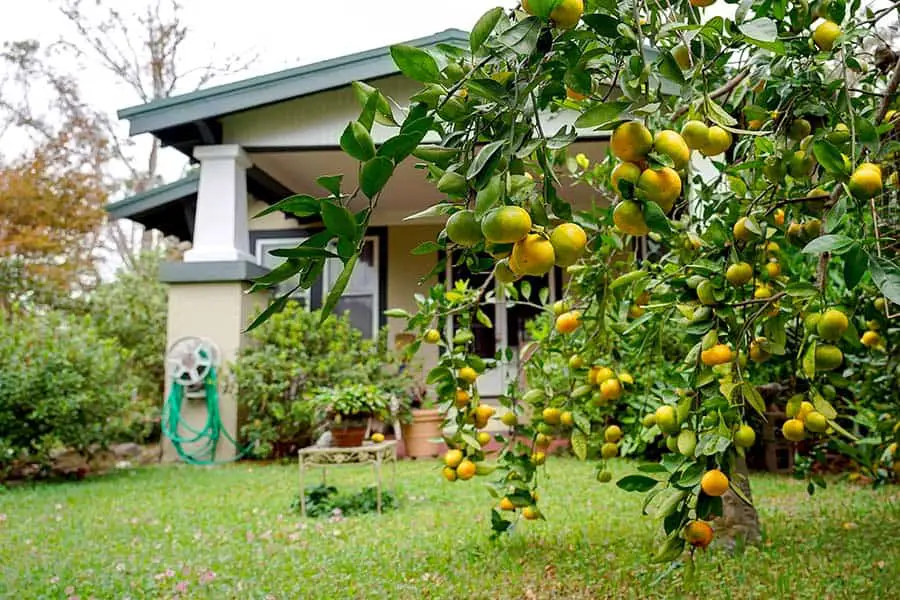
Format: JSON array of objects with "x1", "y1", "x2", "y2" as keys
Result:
[{"x1": 1, "y1": 458, "x2": 898, "y2": 599}]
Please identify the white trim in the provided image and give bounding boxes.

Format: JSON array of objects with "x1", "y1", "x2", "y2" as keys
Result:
[{"x1": 254, "y1": 236, "x2": 312, "y2": 305}]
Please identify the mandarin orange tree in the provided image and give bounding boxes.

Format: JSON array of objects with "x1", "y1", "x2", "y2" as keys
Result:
[{"x1": 251, "y1": 0, "x2": 900, "y2": 563}]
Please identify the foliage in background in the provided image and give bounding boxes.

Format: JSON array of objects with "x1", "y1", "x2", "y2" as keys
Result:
[
  {"x1": 0, "y1": 310, "x2": 132, "y2": 478},
  {"x1": 232, "y1": 302, "x2": 413, "y2": 459},
  {"x1": 86, "y1": 251, "x2": 168, "y2": 443},
  {"x1": 291, "y1": 483, "x2": 397, "y2": 518}
]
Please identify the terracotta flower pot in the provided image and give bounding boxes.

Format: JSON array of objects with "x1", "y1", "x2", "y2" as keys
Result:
[
  {"x1": 331, "y1": 426, "x2": 367, "y2": 448},
  {"x1": 401, "y1": 408, "x2": 444, "y2": 458}
]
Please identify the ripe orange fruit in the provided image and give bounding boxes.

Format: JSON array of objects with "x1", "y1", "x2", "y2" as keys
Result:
[
  {"x1": 774, "y1": 208, "x2": 785, "y2": 226},
  {"x1": 684, "y1": 520, "x2": 714, "y2": 548},
  {"x1": 456, "y1": 459, "x2": 476, "y2": 480},
  {"x1": 600, "y1": 442, "x2": 619, "y2": 458},
  {"x1": 549, "y1": 222, "x2": 587, "y2": 267},
  {"x1": 549, "y1": 0, "x2": 584, "y2": 28},
  {"x1": 481, "y1": 206, "x2": 532, "y2": 244},
  {"x1": 555, "y1": 310, "x2": 582, "y2": 334},
  {"x1": 749, "y1": 337, "x2": 770, "y2": 363},
  {"x1": 861, "y1": 330, "x2": 881, "y2": 347},
  {"x1": 805, "y1": 411, "x2": 828, "y2": 433},
  {"x1": 371, "y1": 432, "x2": 385, "y2": 443},
  {"x1": 700, "y1": 344, "x2": 733, "y2": 366},
  {"x1": 424, "y1": 329, "x2": 441, "y2": 344},
  {"x1": 700, "y1": 469, "x2": 729, "y2": 496},
  {"x1": 444, "y1": 449, "x2": 464, "y2": 468},
  {"x1": 765, "y1": 261, "x2": 781, "y2": 278},
  {"x1": 604, "y1": 425, "x2": 623, "y2": 443},
  {"x1": 458, "y1": 366, "x2": 478, "y2": 384},
  {"x1": 681, "y1": 120, "x2": 710, "y2": 150},
  {"x1": 445, "y1": 210, "x2": 483, "y2": 247},
  {"x1": 589, "y1": 366, "x2": 615, "y2": 386},
  {"x1": 725, "y1": 262, "x2": 753, "y2": 286},
  {"x1": 817, "y1": 309, "x2": 849, "y2": 341},
  {"x1": 611, "y1": 121, "x2": 653, "y2": 162},
  {"x1": 848, "y1": 163, "x2": 882, "y2": 199},
  {"x1": 655, "y1": 405, "x2": 679, "y2": 434},
  {"x1": 522, "y1": 505, "x2": 540, "y2": 520},
  {"x1": 613, "y1": 200, "x2": 649, "y2": 236},
  {"x1": 813, "y1": 20, "x2": 841, "y2": 51},
  {"x1": 733, "y1": 216, "x2": 757, "y2": 242},
  {"x1": 637, "y1": 167, "x2": 682, "y2": 213},
  {"x1": 600, "y1": 378, "x2": 623, "y2": 401},
  {"x1": 700, "y1": 125, "x2": 732, "y2": 156},
  {"x1": 499, "y1": 497, "x2": 515, "y2": 511},
  {"x1": 543, "y1": 407, "x2": 562, "y2": 425},
  {"x1": 566, "y1": 88, "x2": 587, "y2": 102},
  {"x1": 455, "y1": 389, "x2": 471, "y2": 408},
  {"x1": 442, "y1": 466, "x2": 457, "y2": 482},
  {"x1": 560, "y1": 411, "x2": 574, "y2": 427},
  {"x1": 610, "y1": 162, "x2": 642, "y2": 197},
  {"x1": 501, "y1": 411, "x2": 518, "y2": 427},
  {"x1": 511, "y1": 234, "x2": 555, "y2": 276},
  {"x1": 535, "y1": 433, "x2": 552, "y2": 448},
  {"x1": 653, "y1": 130, "x2": 691, "y2": 170},
  {"x1": 782, "y1": 418, "x2": 805, "y2": 442},
  {"x1": 474, "y1": 404, "x2": 495, "y2": 428},
  {"x1": 531, "y1": 451, "x2": 546, "y2": 465},
  {"x1": 690, "y1": 0, "x2": 715, "y2": 6}
]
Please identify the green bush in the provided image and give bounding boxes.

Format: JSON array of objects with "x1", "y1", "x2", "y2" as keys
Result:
[
  {"x1": 292, "y1": 483, "x2": 397, "y2": 518},
  {"x1": 0, "y1": 311, "x2": 133, "y2": 477},
  {"x1": 232, "y1": 301, "x2": 413, "y2": 459},
  {"x1": 86, "y1": 252, "x2": 167, "y2": 443}
]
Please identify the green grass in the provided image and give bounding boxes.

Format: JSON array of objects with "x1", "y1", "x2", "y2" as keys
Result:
[{"x1": 0, "y1": 458, "x2": 898, "y2": 599}]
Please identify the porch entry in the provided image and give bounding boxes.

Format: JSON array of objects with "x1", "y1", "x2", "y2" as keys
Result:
[
  {"x1": 443, "y1": 252, "x2": 562, "y2": 398},
  {"x1": 253, "y1": 231, "x2": 382, "y2": 339}
]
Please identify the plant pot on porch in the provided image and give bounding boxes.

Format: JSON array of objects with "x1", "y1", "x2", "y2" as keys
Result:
[{"x1": 401, "y1": 408, "x2": 444, "y2": 458}]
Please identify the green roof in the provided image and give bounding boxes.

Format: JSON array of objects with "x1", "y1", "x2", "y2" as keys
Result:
[
  {"x1": 117, "y1": 29, "x2": 470, "y2": 137},
  {"x1": 105, "y1": 173, "x2": 199, "y2": 240}
]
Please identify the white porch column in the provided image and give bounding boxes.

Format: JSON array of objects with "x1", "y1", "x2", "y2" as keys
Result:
[{"x1": 184, "y1": 144, "x2": 255, "y2": 263}]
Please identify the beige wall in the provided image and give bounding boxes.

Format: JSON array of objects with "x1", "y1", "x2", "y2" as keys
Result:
[
  {"x1": 385, "y1": 224, "x2": 443, "y2": 383},
  {"x1": 163, "y1": 281, "x2": 270, "y2": 462}
]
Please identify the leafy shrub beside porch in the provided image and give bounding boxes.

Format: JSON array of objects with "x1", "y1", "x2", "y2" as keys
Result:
[
  {"x1": 0, "y1": 311, "x2": 133, "y2": 478},
  {"x1": 231, "y1": 301, "x2": 413, "y2": 459}
]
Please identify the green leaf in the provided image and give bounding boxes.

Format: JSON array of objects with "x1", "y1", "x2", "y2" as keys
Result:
[
  {"x1": 616, "y1": 474, "x2": 659, "y2": 492},
  {"x1": 637, "y1": 462, "x2": 670, "y2": 474},
  {"x1": 352, "y1": 81, "x2": 396, "y2": 127},
  {"x1": 321, "y1": 201, "x2": 357, "y2": 241},
  {"x1": 460, "y1": 432, "x2": 482, "y2": 450},
  {"x1": 843, "y1": 244, "x2": 867, "y2": 288},
  {"x1": 467, "y1": 140, "x2": 505, "y2": 182},
  {"x1": 316, "y1": 175, "x2": 343, "y2": 198},
  {"x1": 411, "y1": 241, "x2": 441, "y2": 255},
  {"x1": 320, "y1": 253, "x2": 358, "y2": 323},
  {"x1": 811, "y1": 391, "x2": 837, "y2": 419},
  {"x1": 802, "y1": 341, "x2": 817, "y2": 379},
  {"x1": 476, "y1": 309, "x2": 493, "y2": 329},
  {"x1": 854, "y1": 116, "x2": 879, "y2": 150},
  {"x1": 574, "y1": 101, "x2": 630, "y2": 128},
  {"x1": 254, "y1": 194, "x2": 319, "y2": 218},
  {"x1": 784, "y1": 282, "x2": 818, "y2": 298},
  {"x1": 360, "y1": 156, "x2": 395, "y2": 199},
  {"x1": 697, "y1": 494, "x2": 724, "y2": 520},
  {"x1": 390, "y1": 45, "x2": 440, "y2": 83},
  {"x1": 340, "y1": 121, "x2": 376, "y2": 161},
  {"x1": 738, "y1": 17, "x2": 778, "y2": 42},
  {"x1": 427, "y1": 366, "x2": 453, "y2": 384},
  {"x1": 466, "y1": 78, "x2": 508, "y2": 102},
  {"x1": 812, "y1": 140, "x2": 848, "y2": 176},
  {"x1": 801, "y1": 234, "x2": 855, "y2": 255},
  {"x1": 677, "y1": 462, "x2": 705, "y2": 488},
  {"x1": 251, "y1": 259, "x2": 304, "y2": 286},
  {"x1": 546, "y1": 125, "x2": 578, "y2": 150},
  {"x1": 378, "y1": 132, "x2": 425, "y2": 163},
  {"x1": 267, "y1": 246, "x2": 338, "y2": 259},
  {"x1": 610, "y1": 269, "x2": 648, "y2": 290},
  {"x1": 475, "y1": 175, "x2": 503, "y2": 218},
  {"x1": 471, "y1": 7, "x2": 503, "y2": 53},
  {"x1": 582, "y1": 13, "x2": 620, "y2": 37},
  {"x1": 243, "y1": 293, "x2": 289, "y2": 332},
  {"x1": 868, "y1": 254, "x2": 900, "y2": 306},
  {"x1": 658, "y1": 52, "x2": 686, "y2": 85},
  {"x1": 488, "y1": 16, "x2": 541, "y2": 55},
  {"x1": 383, "y1": 308, "x2": 411, "y2": 319},
  {"x1": 741, "y1": 382, "x2": 766, "y2": 417},
  {"x1": 571, "y1": 429, "x2": 587, "y2": 460},
  {"x1": 706, "y1": 98, "x2": 738, "y2": 126},
  {"x1": 643, "y1": 201, "x2": 672, "y2": 234},
  {"x1": 358, "y1": 89, "x2": 381, "y2": 131}
]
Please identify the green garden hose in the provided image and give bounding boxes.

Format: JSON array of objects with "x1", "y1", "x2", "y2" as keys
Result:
[{"x1": 162, "y1": 366, "x2": 250, "y2": 465}]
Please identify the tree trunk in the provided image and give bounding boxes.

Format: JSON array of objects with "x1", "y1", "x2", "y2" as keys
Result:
[{"x1": 714, "y1": 455, "x2": 761, "y2": 550}]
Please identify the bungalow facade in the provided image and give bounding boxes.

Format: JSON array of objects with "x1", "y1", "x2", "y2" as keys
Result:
[{"x1": 107, "y1": 28, "x2": 613, "y2": 460}]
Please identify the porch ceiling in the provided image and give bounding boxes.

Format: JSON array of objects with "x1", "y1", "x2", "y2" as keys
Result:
[{"x1": 250, "y1": 139, "x2": 611, "y2": 227}]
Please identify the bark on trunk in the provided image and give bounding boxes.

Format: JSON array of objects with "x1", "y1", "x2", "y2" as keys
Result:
[{"x1": 714, "y1": 455, "x2": 761, "y2": 550}]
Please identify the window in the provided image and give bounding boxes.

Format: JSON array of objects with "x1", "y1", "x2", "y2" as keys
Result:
[{"x1": 254, "y1": 234, "x2": 380, "y2": 339}]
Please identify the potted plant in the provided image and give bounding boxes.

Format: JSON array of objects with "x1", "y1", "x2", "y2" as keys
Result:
[
  {"x1": 400, "y1": 380, "x2": 445, "y2": 458},
  {"x1": 315, "y1": 384, "x2": 392, "y2": 447}
]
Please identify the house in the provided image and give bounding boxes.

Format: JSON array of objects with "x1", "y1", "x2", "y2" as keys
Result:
[{"x1": 108, "y1": 28, "x2": 613, "y2": 460}]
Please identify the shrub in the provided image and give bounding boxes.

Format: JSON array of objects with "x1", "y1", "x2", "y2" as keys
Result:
[
  {"x1": 87, "y1": 251, "x2": 168, "y2": 443},
  {"x1": 232, "y1": 301, "x2": 412, "y2": 459},
  {"x1": 0, "y1": 310, "x2": 133, "y2": 477}
]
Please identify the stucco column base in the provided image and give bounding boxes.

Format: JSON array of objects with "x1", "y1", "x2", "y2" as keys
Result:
[{"x1": 161, "y1": 273, "x2": 270, "y2": 463}]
